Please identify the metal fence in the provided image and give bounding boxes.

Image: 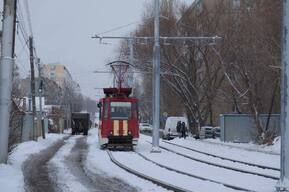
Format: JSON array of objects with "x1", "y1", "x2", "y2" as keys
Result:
[
  {"x1": 220, "y1": 114, "x2": 280, "y2": 143},
  {"x1": 8, "y1": 107, "x2": 65, "y2": 150}
]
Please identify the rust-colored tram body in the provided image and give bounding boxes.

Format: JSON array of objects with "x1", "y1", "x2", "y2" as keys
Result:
[{"x1": 98, "y1": 88, "x2": 139, "y2": 150}]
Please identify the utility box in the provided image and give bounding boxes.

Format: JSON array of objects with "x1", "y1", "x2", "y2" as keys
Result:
[
  {"x1": 71, "y1": 112, "x2": 90, "y2": 135},
  {"x1": 220, "y1": 114, "x2": 280, "y2": 143}
]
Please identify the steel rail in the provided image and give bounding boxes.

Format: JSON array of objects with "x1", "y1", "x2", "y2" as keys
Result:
[
  {"x1": 146, "y1": 141, "x2": 279, "y2": 180},
  {"x1": 162, "y1": 140, "x2": 280, "y2": 171},
  {"x1": 106, "y1": 150, "x2": 193, "y2": 192},
  {"x1": 135, "y1": 151, "x2": 255, "y2": 192}
]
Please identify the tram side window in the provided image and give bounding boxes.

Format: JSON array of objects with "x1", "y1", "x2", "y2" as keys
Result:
[
  {"x1": 110, "y1": 102, "x2": 131, "y2": 120},
  {"x1": 104, "y1": 101, "x2": 109, "y2": 119}
]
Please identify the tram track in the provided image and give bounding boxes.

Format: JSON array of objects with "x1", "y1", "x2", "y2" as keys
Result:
[
  {"x1": 107, "y1": 150, "x2": 262, "y2": 192},
  {"x1": 146, "y1": 141, "x2": 279, "y2": 180},
  {"x1": 106, "y1": 150, "x2": 193, "y2": 192},
  {"x1": 134, "y1": 151, "x2": 254, "y2": 192},
  {"x1": 162, "y1": 140, "x2": 280, "y2": 171}
]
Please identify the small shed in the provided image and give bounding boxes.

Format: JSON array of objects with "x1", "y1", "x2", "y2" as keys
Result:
[{"x1": 220, "y1": 114, "x2": 280, "y2": 143}]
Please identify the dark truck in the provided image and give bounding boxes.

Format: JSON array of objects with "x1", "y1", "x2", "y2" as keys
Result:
[{"x1": 71, "y1": 112, "x2": 90, "y2": 135}]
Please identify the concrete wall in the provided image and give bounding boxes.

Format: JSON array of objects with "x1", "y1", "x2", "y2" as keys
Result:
[{"x1": 220, "y1": 114, "x2": 280, "y2": 142}]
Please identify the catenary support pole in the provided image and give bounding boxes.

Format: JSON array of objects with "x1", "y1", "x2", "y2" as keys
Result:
[
  {"x1": 128, "y1": 39, "x2": 134, "y2": 87},
  {"x1": 277, "y1": 0, "x2": 289, "y2": 191},
  {"x1": 151, "y1": 0, "x2": 161, "y2": 152},
  {"x1": 0, "y1": 0, "x2": 16, "y2": 163},
  {"x1": 12, "y1": 0, "x2": 17, "y2": 57},
  {"x1": 129, "y1": 39, "x2": 134, "y2": 66},
  {"x1": 29, "y1": 37, "x2": 37, "y2": 140},
  {"x1": 37, "y1": 59, "x2": 45, "y2": 139}
]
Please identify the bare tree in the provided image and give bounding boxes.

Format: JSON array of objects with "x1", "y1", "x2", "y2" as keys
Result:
[{"x1": 116, "y1": 0, "x2": 282, "y2": 143}]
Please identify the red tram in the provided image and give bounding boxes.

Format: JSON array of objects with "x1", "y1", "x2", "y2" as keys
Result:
[{"x1": 97, "y1": 61, "x2": 139, "y2": 150}]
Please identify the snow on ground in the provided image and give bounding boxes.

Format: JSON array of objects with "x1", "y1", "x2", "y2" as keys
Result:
[
  {"x1": 114, "y1": 151, "x2": 239, "y2": 192},
  {"x1": 0, "y1": 133, "x2": 67, "y2": 192},
  {"x1": 160, "y1": 141, "x2": 278, "y2": 176},
  {"x1": 136, "y1": 137, "x2": 276, "y2": 192},
  {"x1": 48, "y1": 135, "x2": 88, "y2": 192},
  {"x1": 87, "y1": 129, "x2": 279, "y2": 192},
  {"x1": 163, "y1": 136, "x2": 280, "y2": 169},
  {"x1": 85, "y1": 128, "x2": 169, "y2": 192},
  {"x1": 0, "y1": 128, "x2": 282, "y2": 192},
  {"x1": 201, "y1": 137, "x2": 280, "y2": 155}
]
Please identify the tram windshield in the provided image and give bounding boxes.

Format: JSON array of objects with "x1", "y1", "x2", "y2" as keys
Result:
[{"x1": 110, "y1": 102, "x2": 132, "y2": 120}]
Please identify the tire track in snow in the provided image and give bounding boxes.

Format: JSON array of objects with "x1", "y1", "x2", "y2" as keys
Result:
[
  {"x1": 50, "y1": 136, "x2": 138, "y2": 192},
  {"x1": 23, "y1": 137, "x2": 68, "y2": 192}
]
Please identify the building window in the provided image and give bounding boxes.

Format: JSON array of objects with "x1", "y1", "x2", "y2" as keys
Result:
[
  {"x1": 50, "y1": 65, "x2": 56, "y2": 70},
  {"x1": 50, "y1": 72, "x2": 56, "y2": 78}
]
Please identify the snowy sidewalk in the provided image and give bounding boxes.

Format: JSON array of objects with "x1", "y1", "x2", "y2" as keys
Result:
[{"x1": 0, "y1": 133, "x2": 67, "y2": 192}]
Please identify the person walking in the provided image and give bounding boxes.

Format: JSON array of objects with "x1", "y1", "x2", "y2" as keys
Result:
[
  {"x1": 176, "y1": 121, "x2": 181, "y2": 137},
  {"x1": 181, "y1": 122, "x2": 187, "y2": 139}
]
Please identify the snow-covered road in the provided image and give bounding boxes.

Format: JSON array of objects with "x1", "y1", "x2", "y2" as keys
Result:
[
  {"x1": 0, "y1": 128, "x2": 281, "y2": 192},
  {"x1": 50, "y1": 135, "x2": 138, "y2": 192},
  {"x1": 23, "y1": 138, "x2": 67, "y2": 192}
]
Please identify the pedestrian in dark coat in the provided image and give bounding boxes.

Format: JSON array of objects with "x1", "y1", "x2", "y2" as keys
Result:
[
  {"x1": 176, "y1": 121, "x2": 182, "y2": 138},
  {"x1": 181, "y1": 122, "x2": 187, "y2": 139},
  {"x1": 176, "y1": 121, "x2": 181, "y2": 133}
]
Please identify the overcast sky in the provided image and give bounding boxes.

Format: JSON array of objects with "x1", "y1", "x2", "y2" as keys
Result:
[{"x1": 26, "y1": 0, "x2": 193, "y2": 100}]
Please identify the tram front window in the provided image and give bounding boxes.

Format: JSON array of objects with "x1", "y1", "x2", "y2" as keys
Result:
[{"x1": 110, "y1": 102, "x2": 131, "y2": 120}]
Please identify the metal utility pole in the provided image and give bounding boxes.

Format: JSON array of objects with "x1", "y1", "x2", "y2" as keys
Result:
[
  {"x1": 277, "y1": 0, "x2": 289, "y2": 191},
  {"x1": 0, "y1": 0, "x2": 16, "y2": 163},
  {"x1": 12, "y1": 0, "x2": 17, "y2": 57},
  {"x1": 129, "y1": 40, "x2": 134, "y2": 66},
  {"x1": 29, "y1": 37, "x2": 37, "y2": 140},
  {"x1": 37, "y1": 59, "x2": 45, "y2": 139},
  {"x1": 127, "y1": 39, "x2": 134, "y2": 87},
  {"x1": 151, "y1": 0, "x2": 161, "y2": 152}
]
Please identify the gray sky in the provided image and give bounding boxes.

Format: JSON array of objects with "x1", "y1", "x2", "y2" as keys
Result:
[{"x1": 27, "y1": 0, "x2": 192, "y2": 100}]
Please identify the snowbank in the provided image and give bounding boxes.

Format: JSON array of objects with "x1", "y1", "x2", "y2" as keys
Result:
[{"x1": 200, "y1": 137, "x2": 280, "y2": 155}]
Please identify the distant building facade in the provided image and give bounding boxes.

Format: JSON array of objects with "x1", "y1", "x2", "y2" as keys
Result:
[
  {"x1": 42, "y1": 63, "x2": 73, "y2": 88},
  {"x1": 42, "y1": 63, "x2": 81, "y2": 93}
]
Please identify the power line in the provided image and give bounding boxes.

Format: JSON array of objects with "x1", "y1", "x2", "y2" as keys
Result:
[
  {"x1": 16, "y1": 1, "x2": 29, "y2": 38},
  {"x1": 14, "y1": 56, "x2": 29, "y2": 74},
  {"x1": 96, "y1": 21, "x2": 139, "y2": 36},
  {"x1": 17, "y1": 0, "x2": 38, "y2": 58},
  {"x1": 16, "y1": 13, "x2": 30, "y2": 44},
  {"x1": 15, "y1": 34, "x2": 30, "y2": 59},
  {"x1": 16, "y1": 0, "x2": 39, "y2": 72},
  {"x1": 24, "y1": 0, "x2": 33, "y2": 36}
]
